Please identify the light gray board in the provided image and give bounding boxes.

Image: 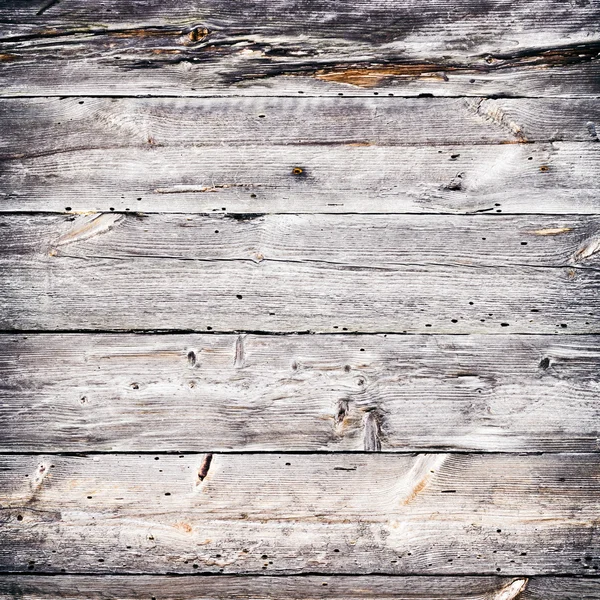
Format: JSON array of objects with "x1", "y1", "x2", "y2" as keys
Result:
[
  {"x1": 2, "y1": 142, "x2": 600, "y2": 214},
  {"x1": 1, "y1": 213, "x2": 600, "y2": 332},
  {"x1": 1, "y1": 98, "x2": 598, "y2": 156},
  {"x1": 8, "y1": 213, "x2": 600, "y2": 268},
  {"x1": 1, "y1": 333, "x2": 600, "y2": 452},
  {"x1": 0, "y1": 453, "x2": 599, "y2": 575},
  {"x1": 2, "y1": 97, "x2": 599, "y2": 214},
  {"x1": 0, "y1": 0, "x2": 598, "y2": 96},
  {"x1": 1, "y1": 575, "x2": 597, "y2": 600}
]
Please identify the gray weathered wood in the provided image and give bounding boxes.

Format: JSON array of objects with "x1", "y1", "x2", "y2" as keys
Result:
[
  {"x1": 1, "y1": 575, "x2": 597, "y2": 600},
  {"x1": 0, "y1": 453, "x2": 598, "y2": 574},
  {"x1": 2, "y1": 97, "x2": 598, "y2": 153},
  {"x1": 2, "y1": 97, "x2": 598, "y2": 214},
  {"x1": 2, "y1": 333, "x2": 600, "y2": 452},
  {"x1": 1, "y1": 213, "x2": 600, "y2": 333},
  {"x1": 3, "y1": 142, "x2": 600, "y2": 215},
  {"x1": 11, "y1": 213, "x2": 600, "y2": 267},
  {"x1": 0, "y1": 0, "x2": 598, "y2": 97}
]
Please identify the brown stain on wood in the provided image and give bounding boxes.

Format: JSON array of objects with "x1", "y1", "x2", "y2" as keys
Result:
[
  {"x1": 315, "y1": 64, "x2": 449, "y2": 87},
  {"x1": 531, "y1": 227, "x2": 572, "y2": 235}
]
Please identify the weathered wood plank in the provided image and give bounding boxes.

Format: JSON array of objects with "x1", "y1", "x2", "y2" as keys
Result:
[
  {"x1": 1, "y1": 213, "x2": 600, "y2": 333},
  {"x1": 2, "y1": 575, "x2": 598, "y2": 600},
  {"x1": 2, "y1": 97, "x2": 598, "y2": 153},
  {"x1": 0, "y1": 453, "x2": 598, "y2": 574},
  {"x1": 0, "y1": 0, "x2": 598, "y2": 96},
  {"x1": 10, "y1": 213, "x2": 600, "y2": 268},
  {"x1": 1, "y1": 333, "x2": 600, "y2": 452},
  {"x1": 3, "y1": 142, "x2": 599, "y2": 215},
  {"x1": 2, "y1": 97, "x2": 598, "y2": 214}
]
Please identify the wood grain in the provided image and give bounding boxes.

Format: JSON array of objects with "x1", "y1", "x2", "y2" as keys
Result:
[
  {"x1": 0, "y1": 0, "x2": 598, "y2": 96},
  {"x1": 2, "y1": 97, "x2": 598, "y2": 152},
  {"x1": 0, "y1": 453, "x2": 599, "y2": 575},
  {"x1": 2, "y1": 575, "x2": 597, "y2": 600},
  {"x1": 3, "y1": 143, "x2": 599, "y2": 215},
  {"x1": 2, "y1": 333, "x2": 600, "y2": 453},
  {"x1": 2, "y1": 213, "x2": 600, "y2": 333},
  {"x1": 2, "y1": 97, "x2": 598, "y2": 214}
]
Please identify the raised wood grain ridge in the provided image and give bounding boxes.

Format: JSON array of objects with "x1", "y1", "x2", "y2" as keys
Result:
[
  {"x1": 2, "y1": 97, "x2": 598, "y2": 214},
  {"x1": 3, "y1": 575, "x2": 597, "y2": 600},
  {"x1": 0, "y1": 0, "x2": 598, "y2": 96},
  {"x1": 1, "y1": 333, "x2": 600, "y2": 452},
  {"x1": 2, "y1": 213, "x2": 600, "y2": 333},
  {"x1": 1, "y1": 453, "x2": 599, "y2": 575}
]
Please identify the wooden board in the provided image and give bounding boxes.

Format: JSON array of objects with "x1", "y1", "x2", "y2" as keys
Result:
[
  {"x1": 2, "y1": 333, "x2": 600, "y2": 453},
  {"x1": 2, "y1": 0, "x2": 600, "y2": 593},
  {"x1": 0, "y1": 0, "x2": 598, "y2": 97},
  {"x1": 3, "y1": 97, "x2": 598, "y2": 152},
  {"x1": 2, "y1": 575, "x2": 598, "y2": 600},
  {"x1": 1, "y1": 453, "x2": 599, "y2": 575},
  {"x1": 2, "y1": 213, "x2": 600, "y2": 333},
  {"x1": 2, "y1": 142, "x2": 600, "y2": 215},
  {"x1": 2, "y1": 97, "x2": 598, "y2": 214}
]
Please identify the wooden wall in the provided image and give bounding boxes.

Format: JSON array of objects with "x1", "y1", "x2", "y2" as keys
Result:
[{"x1": 1, "y1": 0, "x2": 599, "y2": 598}]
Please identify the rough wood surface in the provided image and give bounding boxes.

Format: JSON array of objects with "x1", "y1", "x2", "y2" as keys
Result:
[
  {"x1": 1, "y1": 0, "x2": 600, "y2": 590},
  {"x1": 2, "y1": 97, "x2": 598, "y2": 214},
  {"x1": 2, "y1": 333, "x2": 600, "y2": 453},
  {"x1": 2, "y1": 142, "x2": 600, "y2": 215},
  {"x1": 0, "y1": 0, "x2": 598, "y2": 97},
  {"x1": 10, "y1": 213, "x2": 600, "y2": 267},
  {"x1": 1, "y1": 575, "x2": 597, "y2": 600},
  {"x1": 2, "y1": 213, "x2": 600, "y2": 333},
  {"x1": 1, "y1": 453, "x2": 599, "y2": 575},
  {"x1": 3, "y1": 97, "x2": 598, "y2": 151}
]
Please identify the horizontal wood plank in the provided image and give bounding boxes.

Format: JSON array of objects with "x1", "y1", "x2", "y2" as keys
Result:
[
  {"x1": 2, "y1": 98, "x2": 598, "y2": 214},
  {"x1": 0, "y1": 0, "x2": 598, "y2": 96},
  {"x1": 1, "y1": 333, "x2": 600, "y2": 452},
  {"x1": 2, "y1": 575, "x2": 598, "y2": 600},
  {"x1": 9, "y1": 213, "x2": 600, "y2": 267},
  {"x1": 1, "y1": 213, "x2": 600, "y2": 333},
  {"x1": 0, "y1": 453, "x2": 599, "y2": 574},
  {"x1": 2, "y1": 97, "x2": 598, "y2": 152}
]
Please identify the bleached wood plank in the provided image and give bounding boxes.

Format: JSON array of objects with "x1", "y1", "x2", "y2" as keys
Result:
[
  {"x1": 2, "y1": 97, "x2": 598, "y2": 214},
  {"x1": 0, "y1": 0, "x2": 598, "y2": 96},
  {"x1": 2, "y1": 97, "x2": 598, "y2": 154},
  {"x1": 10, "y1": 213, "x2": 600, "y2": 268},
  {"x1": 1, "y1": 333, "x2": 600, "y2": 452},
  {"x1": 0, "y1": 453, "x2": 598, "y2": 574},
  {"x1": 1, "y1": 213, "x2": 600, "y2": 333},
  {"x1": 2, "y1": 575, "x2": 595, "y2": 600},
  {"x1": 3, "y1": 142, "x2": 599, "y2": 215}
]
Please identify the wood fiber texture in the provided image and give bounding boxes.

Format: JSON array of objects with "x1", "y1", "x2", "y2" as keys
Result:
[
  {"x1": 1, "y1": 453, "x2": 599, "y2": 575},
  {"x1": 1, "y1": 98, "x2": 599, "y2": 214},
  {"x1": 0, "y1": 0, "x2": 599, "y2": 598},
  {"x1": 0, "y1": 0, "x2": 598, "y2": 97},
  {"x1": 1, "y1": 333, "x2": 600, "y2": 452}
]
